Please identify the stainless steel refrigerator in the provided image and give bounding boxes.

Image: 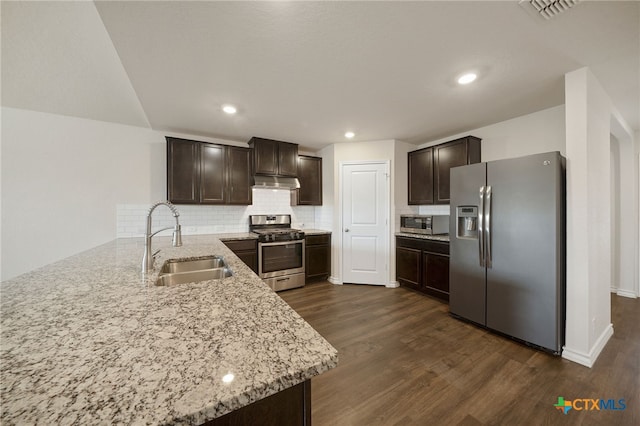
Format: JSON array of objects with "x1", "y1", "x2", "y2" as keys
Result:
[{"x1": 449, "y1": 151, "x2": 565, "y2": 354}]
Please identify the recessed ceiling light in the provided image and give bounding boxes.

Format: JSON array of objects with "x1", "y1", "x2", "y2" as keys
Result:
[
  {"x1": 457, "y1": 73, "x2": 477, "y2": 85},
  {"x1": 222, "y1": 105, "x2": 237, "y2": 114},
  {"x1": 345, "y1": 131, "x2": 355, "y2": 139}
]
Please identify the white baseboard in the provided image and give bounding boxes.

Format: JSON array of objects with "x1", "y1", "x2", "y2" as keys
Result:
[
  {"x1": 386, "y1": 281, "x2": 400, "y2": 288},
  {"x1": 562, "y1": 324, "x2": 614, "y2": 368},
  {"x1": 328, "y1": 276, "x2": 342, "y2": 285},
  {"x1": 616, "y1": 289, "x2": 638, "y2": 299}
]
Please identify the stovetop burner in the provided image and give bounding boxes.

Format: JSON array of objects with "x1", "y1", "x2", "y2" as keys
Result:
[
  {"x1": 251, "y1": 228, "x2": 305, "y2": 242},
  {"x1": 249, "y1": 215, "x2": 305, "y2": 242}
]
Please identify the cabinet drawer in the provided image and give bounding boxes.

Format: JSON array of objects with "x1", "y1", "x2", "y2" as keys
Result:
[
  {"x1": 223, "y1": 239, "x2": 257, "y2": 252},
  {"x1": 396, "y1": 236, "x2": 449, "y2": 255},
  {"x1": 306, "y1": 234, "x2": 330, "y2": 246}
]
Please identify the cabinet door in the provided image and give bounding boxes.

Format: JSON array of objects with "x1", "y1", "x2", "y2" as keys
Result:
[
  {"x1": 227, "y1": 146, "x2": 252, "y2": 205},
  {"x1": 200, "y1": 143, "x2": 226, "y2": 204},
  {"x1": 296, "y1": 156, "x2": 322, "y2": 205},
  {"x1": 408, "y1": 148, "x2": 434, "y2": 205},
  {"x1": 223, "y1": 239, "x2": 258, "y2": 273},
  {"x1": 236, "y1": 251, "x2": 258, "y2": 273},
  {"x1": 278, "y1": 142, "x2": 299, "y2": 177},
  {"x1": 396, "y1": 246, "x2": 421, "y2": 290},
  {"x1": 306, "y1": 243, "x2": 330, "y2": 282},
  {"x1": 434, "y1": 140, "x2": 467, "y2": 204},
  {"x1": 167, "y1": 138, "x2": 199, "y2": 204},
  {"x1": 423, "y1": 252, "x2": 450, "y2": 299},
  {"x1": 251, "y1": 138, "x2": 279, "y2": 175}
]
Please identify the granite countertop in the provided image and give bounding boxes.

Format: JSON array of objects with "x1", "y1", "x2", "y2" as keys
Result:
[
  {"x1": 0, "y1": 235, "x2": 338, "y2": 425},
  {"x1": 215, "y1": 232, "x2": 258, "y2": 241},
  {"x1": 395, "y1": 232, "x2": 450, "y2": 242}
]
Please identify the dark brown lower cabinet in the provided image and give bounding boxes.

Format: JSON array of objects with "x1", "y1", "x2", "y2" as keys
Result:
[
  {"x1": 396, "y1": 246, "x2": 421, "y2": 291},
  {"x1": 222, "y1": 239, "x2": 258, "y2": 274},
  {"x1": 305, "y1": 234, "x2": 331, "y2": 283},
  {"x1": 202, "y1": 380, "x2": 310, "y2": 426},
  {"x1": 396, "y1": 236, "x2": 450, "y2": 301},
  {"x1": 423, "y1": 251, "x2": 450, "y2": 299}
]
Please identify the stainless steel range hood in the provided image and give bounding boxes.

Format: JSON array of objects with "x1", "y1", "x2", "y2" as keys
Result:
[{"x1": 252, "y1": 175, "x2": 301, "y2": 189}]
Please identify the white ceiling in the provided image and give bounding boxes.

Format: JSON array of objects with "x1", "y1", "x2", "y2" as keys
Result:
[{"x1": 2, "y1": 1, "x2": 638, "y2": 152}]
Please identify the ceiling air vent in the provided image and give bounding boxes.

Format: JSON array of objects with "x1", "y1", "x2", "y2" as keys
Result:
[{"x1": 519, "y1": 0, "x2": 581, "y2": 20}]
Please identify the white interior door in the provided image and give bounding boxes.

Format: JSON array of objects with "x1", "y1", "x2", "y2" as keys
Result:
[{"x1": 341, "y1": 162, "x2": 389, "y2": 285}]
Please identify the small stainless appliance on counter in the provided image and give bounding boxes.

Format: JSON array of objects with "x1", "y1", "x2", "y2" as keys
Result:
[
  {"x1": 250, "y1": 214, "x2": 305, "y2": 291},
  {"x1": 400, "y1": 215, "x2": 449, "y2": 235}
]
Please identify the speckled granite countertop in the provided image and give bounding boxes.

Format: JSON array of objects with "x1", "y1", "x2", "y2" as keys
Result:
[
  {"x1": 0, "y1": 235, "x2": 338, "y2": 425},
  {"x1": 395, "y1": 232, "x2": 450, "y2": 242},
  {"x1": 216, "y1": 232, "x2": 257, "y2": 241}
]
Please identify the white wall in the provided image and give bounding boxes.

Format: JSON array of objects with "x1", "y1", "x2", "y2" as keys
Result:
[
  {"x1": 394, "y1": 140, "x2": 419, "y2": 229},
  {"x1": 315, "y1": 144, "x2": 335, "y2": 232},
  {"x1": 415, "y1": 105, "x2": 566, "y2": 217},
  {"x1": 416, "y1": 104, "x2": 566, "y2": 162},
  {"x1": 1, "y1": 107, "x2": 157, "y2": 280},
  {"x1": 610, "y1": 136, "x2": 620, "y2": 293},
  {"x1": 392, "y1": 140, "x2": 419, "y2": 287},
  {"x1": 327, "y1": 140, "x2": 397, "y2": 286},
  {"x1": 609, "y1": 118, "x2": 639, "y2": 299},
  {"x1": 1, "y1": 107, "x2": 314, "y2": 281}
]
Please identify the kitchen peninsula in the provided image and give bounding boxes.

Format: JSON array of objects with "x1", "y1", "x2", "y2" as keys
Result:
[{"x1": 0, "y1": 235, "x2": 338, "y2": 425}]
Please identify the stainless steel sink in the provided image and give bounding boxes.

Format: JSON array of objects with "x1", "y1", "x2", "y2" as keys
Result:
[
  {"x1": 155, "y1": 256, "x2": 233, "y2": 286},
  {"x1": 160, "y1": 256, "x2": 228, "y2": 274}
]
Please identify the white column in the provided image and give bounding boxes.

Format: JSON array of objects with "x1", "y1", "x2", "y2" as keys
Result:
[
  {"x1": 563, "y1": 67, "x2": 614, "y2": 367},
  {"x1": 610, "y1": 115, "x2": 639, "y2": 299}
]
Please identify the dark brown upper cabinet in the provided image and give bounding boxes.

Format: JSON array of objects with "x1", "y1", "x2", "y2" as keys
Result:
[
  {"x1": 408, "y1": 135, "x2": 481, "y2": 205},
  {"x1": 249, "y1": 137, "x2": 298, "y2": 177},
  {"x1": 200, "y1": 143, "x2": 226, "y2": 204},
  {"x1": 167, "y1": 138, "x2": 199, "y2": 204},
  {"x1": 226, "y1": 146, "x2": 253, "y2": 205},
  {"x1": 408, "y1": 147, "x2": 434, "y2": 205},
  {"x1": 292, "y1": 155, "x2": 322, "y2": 206},
  {"x1": 166, "y1": 137, "x2": 252, "y2": 205},
  {"x1": 434, "y1": 136, "x2": 481, "y2": 204}
]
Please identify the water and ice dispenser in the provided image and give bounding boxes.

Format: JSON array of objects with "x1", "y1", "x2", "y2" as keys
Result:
[{"x1": 456, "y1": 206, "x2": 478, "y2": 239}]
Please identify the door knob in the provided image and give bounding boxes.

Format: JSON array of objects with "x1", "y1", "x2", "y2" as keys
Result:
[{"x1": 344, "y1": 228, "x2": 350, "y2": 232}]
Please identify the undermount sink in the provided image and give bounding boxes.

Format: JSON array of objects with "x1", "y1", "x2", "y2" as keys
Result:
[
  {"x1": 155, "y1": 256, "x2": 233, "y2": 286},
  {"x1": 160, "y1": 256, "x2": 228, "y2": 274}
]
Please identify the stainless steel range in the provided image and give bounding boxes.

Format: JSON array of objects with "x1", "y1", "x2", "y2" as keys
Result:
[{"x1": 249, "y1": 214, "x2": 305, "y2": 291}]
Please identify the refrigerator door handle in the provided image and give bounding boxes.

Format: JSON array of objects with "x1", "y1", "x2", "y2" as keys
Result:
[
  {"x1": 485, "y1": 185, "x2": 492, "y2": 268},
  {"x1": 478, "y1": 186, "x2": 485, "y2": 267}
]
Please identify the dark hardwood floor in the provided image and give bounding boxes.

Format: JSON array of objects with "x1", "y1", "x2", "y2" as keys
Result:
[{"x1": 280, "y1": 282, "x2": 639, "y2": 426}]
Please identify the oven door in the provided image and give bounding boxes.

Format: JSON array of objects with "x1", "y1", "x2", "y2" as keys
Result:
[{"x1": 258, "y1": 240, "x2": 305, "y2": 278}]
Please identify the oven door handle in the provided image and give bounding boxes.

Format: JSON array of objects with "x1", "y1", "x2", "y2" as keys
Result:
[{"x1": 258, "y1": 240, "x2": 305, "y2": 247}]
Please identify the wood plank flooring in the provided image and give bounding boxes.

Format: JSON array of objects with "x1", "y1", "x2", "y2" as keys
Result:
[{"x1": 280, "y1": 282, "x2": 639, "y2": 426}]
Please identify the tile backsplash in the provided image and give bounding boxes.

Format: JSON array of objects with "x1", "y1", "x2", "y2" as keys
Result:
[
  {"x1": 117, "y1": 188, "x2": 316, "y2": 238},
  {"x1": 418, "y1": 205, "x2": 451, "y2": 216}
]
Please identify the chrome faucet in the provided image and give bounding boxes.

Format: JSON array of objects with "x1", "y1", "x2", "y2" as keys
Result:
[{"x1": 142, "y1": 201, "x2": 182, "y2": 274}]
